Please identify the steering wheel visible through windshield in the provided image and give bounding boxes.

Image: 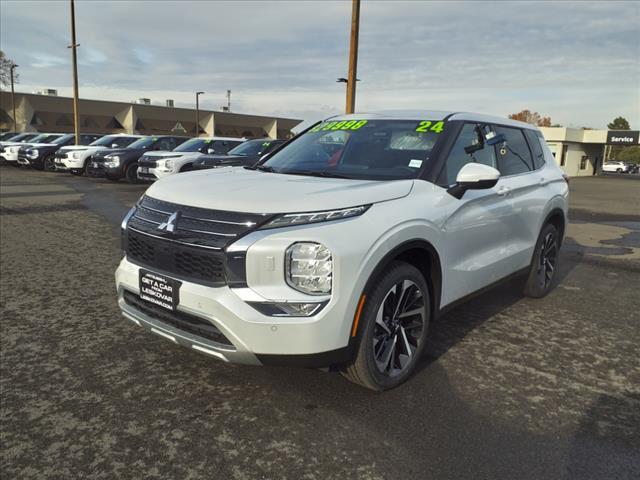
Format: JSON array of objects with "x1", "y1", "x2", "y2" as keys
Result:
[{"x1": 260, "y1": 119, "x2": 446, "y2": 180}]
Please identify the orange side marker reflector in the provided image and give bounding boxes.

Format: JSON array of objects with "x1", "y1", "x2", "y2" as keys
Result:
[{"x1": 351, "y1": 294, "x2": 367, "y2": 337}]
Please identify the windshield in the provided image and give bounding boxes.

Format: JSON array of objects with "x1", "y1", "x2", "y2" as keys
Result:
[
  {"x1": 7, "y1": 133, "x2": 38, "y2": 142},
  {"x1": 127, "y1": 137, "x2": 154, "y2": 149},
  {"x1": 90, "y1": 135, "x2": 130, "y2": 147},
  {"x1": 173, "y1": 138, "x2": 211, "y2": 152},
  {"x1": 32, "y1": 134, "x2": 64, "y2": 143},
  {"x1": 228, "y1": 140, "x2": 267, "y2": 156},
  {"x1": 261, "y1": 119, "x2": 445, "y2": 180},
  {"x1": 52, "y1": 134, "x2": 74, "y2": 145}
]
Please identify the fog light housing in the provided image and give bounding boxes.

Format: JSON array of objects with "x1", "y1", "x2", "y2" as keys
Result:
[
  {"x1": 285, "y1": 242, "x2": 332, "y2": 295},
  {"x1": 248, "y1": 301, "x2": 327, "y2": 317}
]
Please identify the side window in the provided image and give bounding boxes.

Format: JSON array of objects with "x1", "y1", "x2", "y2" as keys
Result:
[
  {"x1": 439, "y1": 123, "x2": 497, "y2": 186},
  {"x1": 493, "y1": 126, "x2": 534, "y2": 176},
  {"x1": 153, "y1": 138, "x2": 169, "y2": 151},
  {"x1": 173, "y1": 137, "x2": 187, "y2": 148},
  {"x1": 524, "y1": 129, "x2": 546, "y2": 170}
]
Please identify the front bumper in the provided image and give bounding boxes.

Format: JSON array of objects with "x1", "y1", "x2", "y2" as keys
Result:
[
  {"x1": 137, "y1": 166, "x2": 162, "y2": 181},
  {"x1": 87, "y1": 160, "x2": 108, "y2": 177},
  {"x1": 115, "y1": 256, "x2": 354, "y2": 367}
]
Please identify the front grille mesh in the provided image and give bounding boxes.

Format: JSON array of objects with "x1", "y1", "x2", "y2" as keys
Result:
[{"x1": 124, "y1": 195, "x2": 273, "y2": 286}]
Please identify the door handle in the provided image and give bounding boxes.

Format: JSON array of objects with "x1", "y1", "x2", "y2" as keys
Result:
[{"x1": 496, "y1": 186, "x2": 511, "y2": 196}]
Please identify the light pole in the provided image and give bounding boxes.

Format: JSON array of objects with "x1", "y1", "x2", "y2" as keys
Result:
[
  {"x1": 195, "y1": 91, "x2": 205, "y2": 137},
  {"x1": 68, "y1": 0, "x2": 80, "y2": 144},
  {"x1": 10, "y1": 64, "x2": 18, "y2": 132},
  {"x1": 337, "y1": 77, "x2": 359, "y2": 112},
  {"x1": 345, "y1": 0, "x2": 361, "y2": 114}
]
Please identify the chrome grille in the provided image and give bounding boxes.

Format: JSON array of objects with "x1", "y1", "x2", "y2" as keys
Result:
[{"x1": 124, "y1": 196, "x2": 274, "y2": 286}]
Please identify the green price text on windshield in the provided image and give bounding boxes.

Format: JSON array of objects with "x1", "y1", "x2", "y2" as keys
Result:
[
  {"x1": 310, "y1": 120, "x2": 369, "y2": 133},
  {"x1": 416, "y1": 121, "x2": 445, "y2": 133}
]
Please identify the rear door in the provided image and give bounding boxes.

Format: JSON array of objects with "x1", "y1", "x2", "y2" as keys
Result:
[
  {"x1": 438, "y1": 123, "x2": 515, "y2": 303},
  {"x1": 491, "y1": 125, "x2": 547, "y2": 270}
]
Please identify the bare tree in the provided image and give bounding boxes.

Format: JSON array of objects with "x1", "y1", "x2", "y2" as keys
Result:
[{"x1": 0, "y1": 51, "x2": 19, "y2": 89}]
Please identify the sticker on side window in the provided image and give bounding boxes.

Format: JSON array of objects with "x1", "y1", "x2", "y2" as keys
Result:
[{"x1": 415, "y1": 120, "x2": 445, "y2": 133}]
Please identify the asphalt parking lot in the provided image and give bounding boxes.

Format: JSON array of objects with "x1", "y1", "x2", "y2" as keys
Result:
[{"x1": 1, "y1": 167, "x2": 639, "y2": 479}]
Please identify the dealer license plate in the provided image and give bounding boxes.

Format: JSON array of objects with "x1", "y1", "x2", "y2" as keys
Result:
[{"x1": 139, "y1": 269, "x2": 181, "y2": 311}]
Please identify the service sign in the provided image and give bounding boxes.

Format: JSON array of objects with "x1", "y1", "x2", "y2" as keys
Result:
[{"x1": 606, "y1": 130, "x2": 639, "y2": 145}]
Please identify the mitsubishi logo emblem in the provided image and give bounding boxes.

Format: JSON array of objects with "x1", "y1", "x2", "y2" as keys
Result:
[{"x1": 158, "y1": 211, "x2": 180, "y2": 233}]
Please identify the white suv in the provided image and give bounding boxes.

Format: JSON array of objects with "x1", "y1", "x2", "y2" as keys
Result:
[
  {"x1": 56, "y1": 134, "x2": 142, "y2": 175},
  {"x1": 137, "y1": 137, "x2": 244, "y2": 181},
  {"x1": 116, "y1": 111, "x2": 568, "y2": 390},
  {"x1": 602, "y1": 161, "x2": 629, "y2": 173}
]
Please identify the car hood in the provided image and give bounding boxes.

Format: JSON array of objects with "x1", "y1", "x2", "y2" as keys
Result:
[
  {"x1": 196, "y1": 154, "x2": 246, "y2": 164},
  {"x1": 59, "y1": 145, "x2": 102, "y2": 152},
  {"x1": 146, "y1": 167, "x2": 414, "y2": 214},
  {"x1": 24, "y1": 142, "x2": 59, "y2": 148},
  {"x1": 143, "y1": 151, "x2": 195, "y2": 159}
]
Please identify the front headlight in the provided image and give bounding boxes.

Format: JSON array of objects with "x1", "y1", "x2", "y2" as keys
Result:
[
  {"x1": 164, "y1": 159, "x2": 175, "y2": 169},
  {"x1": 261, "y1": 205, "x2": 370, "y2": 229},
  {"x1": 28, "y1": 149, "x2": 39, "y2": 158},
  {"x1": 285, "y1": 242, "x2": 332, "y2": 295},
  {"x1": 105, "y1": 155, "x2": 120, "y2": 167},
  {"x1": 72, "y1": 152, "x2": 81, "y2": 159}
]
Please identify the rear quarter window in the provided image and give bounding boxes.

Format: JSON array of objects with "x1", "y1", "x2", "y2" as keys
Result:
[{"x1": 524, "y1": 129, "x2": 546, "y2": 170}]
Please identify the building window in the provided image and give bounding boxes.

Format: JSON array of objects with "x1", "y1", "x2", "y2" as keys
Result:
[
  {"x1": 560, "y1": 145, "x2": 568, "y2": 166},
  {"x1": 580, "y1": 156, "x2": 588, "y2": 170}
]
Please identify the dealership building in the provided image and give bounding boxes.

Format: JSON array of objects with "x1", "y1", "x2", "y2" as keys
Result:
[
  {"x1": 539, "y1": 127, "x2": 639, "y2": 177},
  {"x1": 0, "y1": 91, "x2": 301, "y2": 139}
]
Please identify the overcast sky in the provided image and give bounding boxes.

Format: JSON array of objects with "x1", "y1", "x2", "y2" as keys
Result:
[{"x1": 1, "y1": 0, "x2": 639, "y2": 129}]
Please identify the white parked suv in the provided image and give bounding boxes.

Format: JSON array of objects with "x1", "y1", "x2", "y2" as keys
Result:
[
  {"x1": 55, "y1": 134, "x2": 142, "y2": 175},
  {"x1": 137, "y1": 137, "x2": 244, "y2": 181},
  {"x1": 601, "y1": 161, "x2": 629, "y2": 173},
  {"x1": 116, "y1": 111, "x2": 569, "y2": 390}
]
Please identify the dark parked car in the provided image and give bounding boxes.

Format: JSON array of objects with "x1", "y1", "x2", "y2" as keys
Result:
[
  {"x1": 87, "y1": 135, "x2": 189, "y2": 183},
  {"x1": 192, "y1": 138, "x2": 285, "y2": 170},
  {"x1": 18, "y1": 133, "x2": 103, "y2": 170}
]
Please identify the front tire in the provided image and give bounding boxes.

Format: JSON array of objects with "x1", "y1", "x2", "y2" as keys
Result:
[
  {"x1": 125, "y1": 163, "x2": 139, "y2": 184},
  {"x1": 42, "y1": 155, "x2": 56, "y2": 172},
  {"x1": 523, "y1": 223, "x2": 560, "y2": 298},
  {"x1": 343, "y1": 261, "x2": 430, "y2": 391}
]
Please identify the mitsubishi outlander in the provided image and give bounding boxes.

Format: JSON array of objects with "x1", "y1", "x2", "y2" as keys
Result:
[{"x1": 116, "y1": 111, "x2": 568, "y2": 390}]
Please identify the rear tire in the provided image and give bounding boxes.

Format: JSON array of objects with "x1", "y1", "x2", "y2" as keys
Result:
[
  {"x1": 523, "y1": 223, "x2": 560, "y2": 298},
  {"x1": 342, "y1": 261, "x2": 430, "y2": 391}
]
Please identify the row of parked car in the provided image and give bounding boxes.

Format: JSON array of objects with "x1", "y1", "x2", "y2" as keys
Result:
[{"x1": 0, "y1": 131, "x2": 285, "y2": 183}]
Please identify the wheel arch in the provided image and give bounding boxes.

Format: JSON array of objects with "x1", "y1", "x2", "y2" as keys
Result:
[
  {"x1": 359, "y1": 239, "x2": 443, "y2": 325},
  {"x1": 543, "y1": 208, "x2": 566, "y2": 246}
]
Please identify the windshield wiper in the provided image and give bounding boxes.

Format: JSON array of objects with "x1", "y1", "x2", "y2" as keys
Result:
[
  {"x1": 246, "y1": 164, "x2": 275, "y2": 172},
  {"x1": 280, "y1": 169, "x2": 353, "y2": 179}
]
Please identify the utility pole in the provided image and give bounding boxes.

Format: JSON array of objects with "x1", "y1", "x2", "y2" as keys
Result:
[
  {"x1": 345, "y1": 0, "x2": 361, "y2": 114},
  {"x1": 68, "y1": 0, "x2": 80, "y2": 144},
  {"x1": 10, "y1": 64, "x2": 18, "y2": 132},
  {"x1": 226, "y1": 90, "x2": 231, "y2": 112},
  {"x1": 195, "y1": 91, "x2": 205, "y2": 137}
]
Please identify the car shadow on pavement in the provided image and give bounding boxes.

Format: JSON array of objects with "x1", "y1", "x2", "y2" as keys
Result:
[{"x1": 416, "y1": 249, "x2": 580, "y2": 373}]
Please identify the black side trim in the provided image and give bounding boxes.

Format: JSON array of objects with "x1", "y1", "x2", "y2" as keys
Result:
[
  {"x1": 436, "y1": 267, "x2": 529, "y2": 318},
  {"x1": 256, "y1": 344, "x2": 355, "y2": 368}
]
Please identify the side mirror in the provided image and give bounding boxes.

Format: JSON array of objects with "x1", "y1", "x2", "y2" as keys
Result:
[
  {"x1": 207, "y1": 149, "x2": 216, "y2": 154},
  {"x1": 447, "y1": 163, "x2": 500, "y2": 199},
  {"x1": 111, "y1": 144, "x2": 119, "y2": 148}
]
